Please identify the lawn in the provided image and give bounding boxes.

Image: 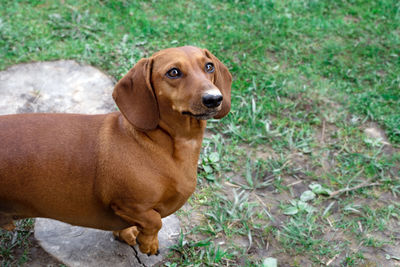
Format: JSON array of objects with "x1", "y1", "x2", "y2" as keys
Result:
[{"x1": 1, "y1": 0, "x2": 399, "y2": 266}]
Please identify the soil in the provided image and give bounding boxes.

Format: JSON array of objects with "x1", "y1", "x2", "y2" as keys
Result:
[{"x1": 22, "y1": 235, "x2": 62, "y2": 267}]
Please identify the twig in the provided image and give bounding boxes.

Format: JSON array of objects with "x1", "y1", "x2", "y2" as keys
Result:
[
  {"x1": 253, "y1": 193, "x2": 267, "y2": 208},
  {"x1": 224, "y1": 181, "x2": 240, "y2": 188},
  {"x1": 326, "y1": 253, "x2": 340, "y2": 266},
  {"x1": 386, "y1": 254, "x2": 400, "y2": 261},
  {"x1": 321, "y1": 119, "x2": 326, "y2": 143},
  {"x1": 326, "y1": 217, "x2": 333, "y2": 228},
  {"x1": 358, "y1": 221, "x2": 363, "y2": 232},
  {"x1": 329, "y1": 182, "x2": 381, "y2": 198},
  {"x1": 286, "y1": 180, "x2": 302, "y2": 187},
  {"x1": 253, "y1": 193, "x2": 274, "y2": 221}
]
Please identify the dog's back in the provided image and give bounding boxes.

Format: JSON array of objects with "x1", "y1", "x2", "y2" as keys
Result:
[{"x1": 0, "y1": 113, "x2": 128, "y2": 229}]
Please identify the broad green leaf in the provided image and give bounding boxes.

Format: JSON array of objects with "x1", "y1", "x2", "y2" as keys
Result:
[
  {"x1": 283, "y1": 206, "x2": 298, "y2": 215},
  {"x1": 263, "y1": 257, "x2": 278, "y2": 267},
  {"x1": 309, "y1": 183, "x2": 332, "y2": 195},
  {"x1": 203, "y1": 165, "x2": 213, "y2": 174},
  {"x1": 300, "y1": 190, "x2": 316, "y2": 202},
  {"x1": 205, "y1": 174, "x2": 215, "y2": 181},
  {"x1": 297, "y1": 201, "x2": 316, "y2": 213},
  {"x1": 208, "y1": 152, "x2": 220, "y2": 163}
]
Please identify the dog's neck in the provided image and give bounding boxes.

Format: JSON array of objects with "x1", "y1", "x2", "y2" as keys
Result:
[
  {"x1": 121, "y1": 113, "x2": 206, "y2": 163},
  {"x1": 126, "y1": 113, "x2": 205, "y2": 183},
  {"x1": 155, "y1": 114, "x2": 206, "y2": 161}
]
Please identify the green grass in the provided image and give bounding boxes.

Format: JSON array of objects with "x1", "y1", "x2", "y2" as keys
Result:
[
  {"x1": 0, "y1": 219, "x2": 34, "y2": 266},
  {"x1": 1, "y1": 0, "x2": 399, "y2": 266}
]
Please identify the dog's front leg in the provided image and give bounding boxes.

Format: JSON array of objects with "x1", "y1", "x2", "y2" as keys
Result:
[
  {"x1": 113, "y1": 226, "x2": 140, "y2": 246},
  {"x1": 0, "y1": 213, "x2": 16, "y2": 231},
  {"x1": 112, "y1": 205, "x2": 162, "y2": 255}
]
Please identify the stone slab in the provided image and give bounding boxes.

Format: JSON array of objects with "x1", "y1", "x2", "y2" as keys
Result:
[
  {"x1": 34, "y1": 215, "x2": 180, "y2": 267},
  {"x1": 0, "y1": 60, "x2": 115, "y2": 115}
]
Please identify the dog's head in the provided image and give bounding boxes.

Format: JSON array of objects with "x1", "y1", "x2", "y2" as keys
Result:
[{"x1": 112, "y1": 46, "x2": 232, "y2": 131}]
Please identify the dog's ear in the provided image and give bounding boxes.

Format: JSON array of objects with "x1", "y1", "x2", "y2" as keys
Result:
[
  {"x1": 112, "y1": 58, "x2": 159, "y2": 131},
  {"x1": 204, "y1": 49, "x2": 232, "y2": 119}
]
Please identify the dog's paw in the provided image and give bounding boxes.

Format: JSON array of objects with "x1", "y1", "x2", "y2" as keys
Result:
[
  {"x1": 113, "y1": 226, "x2": 139, "y2": 246},
  {"x1": 137, "y1": 233, "x2": 159, "y2": 255},
  {"x1": 1, "y1": 222, "x2": 16, "y2": 231}
]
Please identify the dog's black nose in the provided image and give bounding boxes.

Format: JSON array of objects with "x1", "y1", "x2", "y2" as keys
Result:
[{"x1": 202, "y1": 94, "x2": 223, "y2": 108}]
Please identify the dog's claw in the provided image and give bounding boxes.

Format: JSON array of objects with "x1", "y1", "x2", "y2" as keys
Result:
[{"x1": 144, "y1": 249, "x2": 159, "y2": 256}]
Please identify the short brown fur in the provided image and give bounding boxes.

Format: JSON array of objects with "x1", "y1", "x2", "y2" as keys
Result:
[{"x1": 0, "y1": 46, "x2": 232, "y2": 255}]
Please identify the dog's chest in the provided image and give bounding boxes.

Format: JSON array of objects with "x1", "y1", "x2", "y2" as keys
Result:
[
  {"x1": 154, "y1": 138, "x2": 201, "y2": 217},
  {"x1": 158, "y1": 176, "x2": 196, "y2": 217}
]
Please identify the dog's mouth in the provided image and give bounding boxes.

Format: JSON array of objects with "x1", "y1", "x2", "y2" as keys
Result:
[{"x1": 182, "y1": 111, "x2": 217, "y2": 120}]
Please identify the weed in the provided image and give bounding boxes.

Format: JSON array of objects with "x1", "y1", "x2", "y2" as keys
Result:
[
  {"x1": 0, "y1": 219, "x2": 34, "y2": 266},
  {"x1": 169, "y1": 232, "x2": 235, "y2": 266}
]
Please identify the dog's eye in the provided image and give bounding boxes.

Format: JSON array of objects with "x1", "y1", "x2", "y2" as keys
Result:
[
  {"x1": 205, "y1": 62, "x2": 215, "y2": 73},
  {"x1": 166, "y1": 68, "x2": 182, "y2": 79}
]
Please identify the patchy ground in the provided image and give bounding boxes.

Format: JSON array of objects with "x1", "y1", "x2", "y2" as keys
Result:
[{"x1": 173, "y1": 122, "x2": 400, "y2": 266}]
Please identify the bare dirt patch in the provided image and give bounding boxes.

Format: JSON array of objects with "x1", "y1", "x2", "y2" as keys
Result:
[{"x1": 21, "y1": 235, "x2": 62, "y2": 267}]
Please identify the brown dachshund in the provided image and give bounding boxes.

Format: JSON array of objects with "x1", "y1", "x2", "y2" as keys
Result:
[{"x1": 0, "y1": 46, "x2": 231, "y2": 255}]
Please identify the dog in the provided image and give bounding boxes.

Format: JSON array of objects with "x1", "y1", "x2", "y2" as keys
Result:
[{"x1": 0, "y1": 46, "x2": 232, "y2": 255}]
